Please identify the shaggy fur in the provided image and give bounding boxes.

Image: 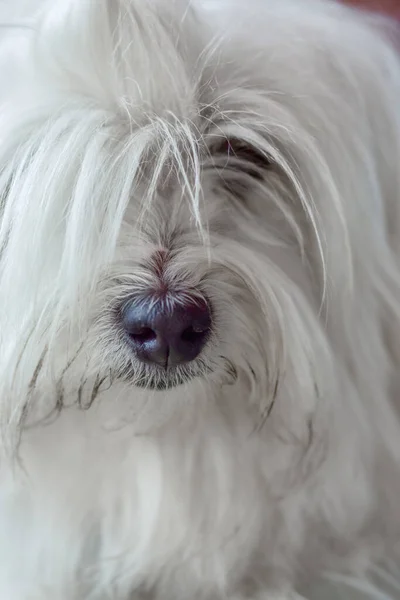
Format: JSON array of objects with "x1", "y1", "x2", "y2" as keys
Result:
[{"x1": 0, "y1": 0, "x2": 400, "y2": 598}]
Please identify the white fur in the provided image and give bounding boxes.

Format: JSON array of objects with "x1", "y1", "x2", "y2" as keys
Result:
[{"x1": 0, "y1": 0, "x2": 399, "y2": 598}]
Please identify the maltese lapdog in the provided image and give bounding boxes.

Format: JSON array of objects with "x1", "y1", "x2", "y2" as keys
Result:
[{"x1": 0, "y1": 0, "x2": 400, "y2": 598}]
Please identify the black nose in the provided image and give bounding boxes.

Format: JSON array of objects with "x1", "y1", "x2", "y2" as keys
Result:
[{"x1": 121, "y1": 296, "x2": 212, "y2": 368}]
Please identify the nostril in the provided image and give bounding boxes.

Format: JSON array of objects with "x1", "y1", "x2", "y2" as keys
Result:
[
  {"x1": 180, "y1": 325, "x2": 210, "y2": 344},
  {"x1": 128, "y1": 327, "x2": 157, "y2": 344}
]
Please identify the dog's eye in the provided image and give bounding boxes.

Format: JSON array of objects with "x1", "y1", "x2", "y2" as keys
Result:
[{"x1": 209, "y1": 137, "x2": 271, "y2": 179}]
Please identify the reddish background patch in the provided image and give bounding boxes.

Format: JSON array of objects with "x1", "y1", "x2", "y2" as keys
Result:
[{"x1": 345, "y1": 0, "x2": 400, "y2": 18}]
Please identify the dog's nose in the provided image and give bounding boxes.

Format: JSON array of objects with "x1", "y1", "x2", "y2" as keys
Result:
[{"x1": 121, "y1": 296, "x2": 212, "y2": 368}]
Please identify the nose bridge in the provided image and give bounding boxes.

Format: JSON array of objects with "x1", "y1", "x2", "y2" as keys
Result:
[
  {"x1": 139, "y1": 178, "x2": 209, "y2": 248},
  {"x1": 145, "y1": 242, "x2": 213, "y2": 298},
  {"x1": 126, "y1": 191, "x2": 212, "y2": 292}
]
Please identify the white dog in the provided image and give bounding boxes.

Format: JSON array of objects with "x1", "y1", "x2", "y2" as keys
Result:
[{"x1": 0, "y1": 0, "x2": 400, "y2": 598}]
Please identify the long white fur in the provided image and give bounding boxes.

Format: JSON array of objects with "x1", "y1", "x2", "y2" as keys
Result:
[{"x1": 0, "y1": 0, "x2": 399, "y2": 598}]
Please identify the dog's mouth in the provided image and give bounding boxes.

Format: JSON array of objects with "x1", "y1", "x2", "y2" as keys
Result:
[
  {"x1": 133, "y1": 371, "x2": 192, "y2": 390},
  {"x1": 122, "y1": 363, "x2": 211, "y2": 391}
]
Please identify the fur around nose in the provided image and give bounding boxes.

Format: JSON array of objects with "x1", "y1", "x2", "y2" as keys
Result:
[{"x1": 121, "y1": 296, "x2": 212, "y2": 368}]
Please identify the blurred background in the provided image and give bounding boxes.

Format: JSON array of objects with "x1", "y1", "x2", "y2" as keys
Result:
[{"x1": 348, "y1": 0, "x2": 399, "y2": 16}]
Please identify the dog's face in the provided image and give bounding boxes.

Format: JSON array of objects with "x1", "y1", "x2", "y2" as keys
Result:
[
  {"x1": 94, "y1": 134, "x2": 282, "y2": 389},
  {"x1": 0, "y1": 0, "x2": 348, "y2": 444},
  {"x1": 74, "y1": 122, "x2": 298, "y2": 419}
]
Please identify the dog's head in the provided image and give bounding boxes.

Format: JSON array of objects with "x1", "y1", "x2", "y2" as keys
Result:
[{"x1": 0, "y1": 0, "x2": 397, "y2": 450}]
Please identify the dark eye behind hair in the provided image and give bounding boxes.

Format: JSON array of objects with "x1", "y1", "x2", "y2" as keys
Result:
[{"x1": 208, "y1": 137, "x2": 271, "y2": 180}]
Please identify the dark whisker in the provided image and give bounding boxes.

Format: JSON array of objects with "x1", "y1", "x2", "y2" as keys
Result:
[{"x1": 256, "y1": 372, "x2": 281, "y2": 433}]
